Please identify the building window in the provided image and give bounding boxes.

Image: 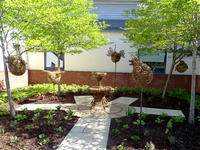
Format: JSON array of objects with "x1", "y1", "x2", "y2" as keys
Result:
[
  {"x1": 44, "y1": 52, "x2": 64, "y2": 71},
  {"x1": 138, "y1": 50, "x2": 166, "y2": 74}
]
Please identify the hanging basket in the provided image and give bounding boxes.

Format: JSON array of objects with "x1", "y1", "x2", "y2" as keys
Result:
[
  {"x1": 7, "y1": 55, "x2": 26, "y2": 76},
  {"x1": 175, "y1": 61, "x2": 188, "y2": 73},
  {"x1": 46, "y1": 71, "x2": 61, "y2": 84}
]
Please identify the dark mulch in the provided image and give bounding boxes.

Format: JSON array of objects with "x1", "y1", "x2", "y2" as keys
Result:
[
  {"x1": 18, "y1": 92, "x2": 90, "y2": 104},
  {"x1": 107, "y1": 93, "x2": 200, "y2": 150},
  {"x1": 107, "y1": 114, "x2": 200, "y2": 150},
  {"x1": 0, "y1": 110, "x2": 79, "y2": 150},
  {"x1": 15, "y1": 92, "x2": 200, "y2": 150}
]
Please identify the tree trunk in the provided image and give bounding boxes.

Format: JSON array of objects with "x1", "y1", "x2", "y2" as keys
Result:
[
  {"x1": 57, "y1": 53, "x2": 61, "y2": 95},
  {"x1": 0, "y1": 15, "x2": 16, "y2": 117},
  {"x1": 189, "y1": 41, "x2": 197, "y2": 124},
  {"x1": 162, "y1": 52, "x2": 176, "y2": 99}
]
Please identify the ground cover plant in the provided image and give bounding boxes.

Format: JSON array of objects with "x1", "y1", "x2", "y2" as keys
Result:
[{"x1": 0, "y1": 108, "x2": 78, "y2": 150}]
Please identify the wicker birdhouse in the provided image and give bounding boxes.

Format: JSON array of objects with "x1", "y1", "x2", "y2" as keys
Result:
[
  {"x1": 129, "y1": 56, "x2": 153, "y2": 87},
  {"x1": 7, "y1": 55, "x2": 26, "y2": 76},
  {"x1": 107, "y1": 45, "x2": 125, "y2": 63},
  {"x1": 175, "y1": 60, "x2": 188, "y2": 73}
]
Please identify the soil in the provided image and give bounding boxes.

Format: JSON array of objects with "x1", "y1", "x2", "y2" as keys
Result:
[
  {"x1": 107, "y1": 114, "x2": 200, "y2": 150},
  {"x1": 107, "y1": 93, "x2": 200, "y2": 150},
  {"x1": 6, "y1": 92, "x2": 200, "y2": 150},
  {"x1": 0, "y1": 110, "x2": 79, "y2": 150}
]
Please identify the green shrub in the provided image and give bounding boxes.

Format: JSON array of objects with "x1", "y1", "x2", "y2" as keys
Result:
[
  {"x1": 0, "y1": 84, "x2": 89, "y2": 105},
  {"x1": 0, "y1": 107, "x2": 10, "y2": 116}
]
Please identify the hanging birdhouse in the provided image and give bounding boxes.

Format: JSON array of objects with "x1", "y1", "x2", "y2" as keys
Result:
[
  {"x1": 7, "y1": 55, "x2": 26, "y2": 76},
  {"x1": 129, "y1": 56, "x2": 153, "y2": 87},
  {"x1": 175, "y1": 60, "x2": 188, "y2": 73},
  {"x1": 107, "y1": 45, "x2": 125, "y2": 63}
]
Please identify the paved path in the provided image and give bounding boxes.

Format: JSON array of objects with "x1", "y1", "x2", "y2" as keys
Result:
[
  {"x1": 56, "y1": 118, "x2": 110, "y2": 150},
  {"x1": 133, "y1": 106, "x2": 185, "y2": 117}
]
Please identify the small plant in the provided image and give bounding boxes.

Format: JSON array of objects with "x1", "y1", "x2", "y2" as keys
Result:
[
  {"x1": 9, "y1": 136, "x2": 20, "y2": 145},
  {"x1": 39, "y1": 134, "x2": 47, "y2": 139},
  {"x1": 145, "y1": 141, "x2": 155, "y2": 150},
  {"x1": 22, "y1": 108, "x2": 28, "y2": 114},
  {"x1": 14, "y1": 114, "x2": 27, "y2": 121},
  {"x1": 112, "y1": 128, "x2": 120, "y2": 135},
  {"x1": 155, "y1": 117, "x2": 165, "y2": 124},
  {"x1": 171, "y1": 116, "x2": 185, "y2": 123},
  {"x1": 18, "y1": 148, "x2": 27, "y2": 150},
  {"x1": 64, "y1": 116, "x2": 71, "y2": 120},
  {"x1": 126, "y1": 108, "x2": 134, "y2": 117},
  {"x1": 10, "y1": 120, "x2": 19, "y2": 127},
  {"x1": 39, "y1": 138, "x2": 49, "y2": 146},
  {"x1": 138, "y1": 112, "x2": 148, "y2": 119},
  {"x1": 44, "y1": 110, "x2": 55, "y2": 120},
  {"x1": 168, "y1": 135, "x2": 176, "y2": 145},
  {"x1": 144, "y1": 129, "x2": 150, "y2": 137},
  {"x1": 123, "y1": 124, "x2": 130, "y2": 129},
  {"x1": 67, "y1": 108, "x2": 74, "y2": 117},
  {"x1": 196, "y1": 116, "x2": 200, "y2": 122},
  {"x1": 34, "y1": 108, "x2": 43, "y2": 114},
  {"x1": 160, "y1": 112, "x2": 168, "y2": 118},
  {"x1": 0, "y1": 107, "x2": 10, "y2": 116},
  {"x1": 38, "y1": 134, "x2": 49, "y2": 146},
  {"x1": 117, "y1": 144, "x2": 125, "y2": 150},
  {"x1": 47, "y1": 120, "x2": 56, "y2": 126},
  {"x1": 133, "y1": 119, "x2": 145, "y2": 126},
  {"x1": 0, "y1": 128, "x2": 5, "y2": 134},
  {"x1": 56, "y1": 105, "x2": 62, "y2": 110},
  {"x1": 130, "y1": 135, "x2": 141, "y2": 142},
  {"x1": 56, "y1": 127, "x2": 63, "y2": 133},
  {"x1": 115, "y1": 118, "x2": 122, "y2": 123},
  {"x1": 165, "y1": 120, "x2": 173, "y2": 134}
]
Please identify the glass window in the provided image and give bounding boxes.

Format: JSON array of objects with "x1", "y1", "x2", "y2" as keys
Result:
[
  {"x1": 138, "y1": 50, "x2": 166, "y2": 74},
  {"x1": 44, "y1": 52, "x2": 64, "y2": 71}
]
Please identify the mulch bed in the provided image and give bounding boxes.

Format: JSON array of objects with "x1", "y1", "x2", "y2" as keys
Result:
[
  {"x1": 14, "y1": 92, "x2": 200, "y2": 150},
  {"x1": 107, "y1": 114, "x2": 200, "y2": 150},
  {"x1": 0, "y1": 110, "x2": 79, "y2": 150}
]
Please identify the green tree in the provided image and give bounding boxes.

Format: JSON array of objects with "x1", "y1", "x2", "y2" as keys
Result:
[
  {"x1": 124, "y1": 0, "x2": 200, "y2": 124},
  {"x1": 23, "y1": 0, "x2": 108, "y2": 95},
  {"x1": 123, "y1": 0, "x2": 192, "y2": 99},
  {"x1": 0, "y1": 0, "x2": 41, "y2": 117}
]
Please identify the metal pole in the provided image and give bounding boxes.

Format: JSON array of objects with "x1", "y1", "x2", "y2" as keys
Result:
[{"x1": 114, "y1": 62, "x2": 117, "y2": 87}]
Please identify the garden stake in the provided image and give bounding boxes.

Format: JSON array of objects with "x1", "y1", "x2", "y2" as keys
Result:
[
  {"x1": 140, "y1": 88, "x2": 143, "y2": 125},
  {"x1": 114, "y1": 62, "x2": 117, "y2": 87},
  {"x1": 107, "y1": 45, "x2": 125, "y2": 87}
]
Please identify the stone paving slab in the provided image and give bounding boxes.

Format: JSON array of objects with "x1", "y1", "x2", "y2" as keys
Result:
[
  {"x1": 74, "y1": 95, "x2": 93, "y2": 105},
  {"x1": 16, "y1": 103, "x2": 135, "y2": 119},
  {"x1": 132, "y1": 106, "x2": 185, "y2": 117},
  {"x1": 110, "y1": 97, "x2": 138, "y2": 105},
  {"x1": 57, "y1": 118, "x2": 111, "y2": 150}
]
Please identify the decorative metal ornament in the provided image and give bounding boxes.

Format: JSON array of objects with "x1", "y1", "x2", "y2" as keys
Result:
[
  {"x1": 129, "y1": 56, "x2": 153, "y2": 87},
  {"x1": 175, "y1": 60, "x2": 188, "y2": 73},
  {"x1": 7, "y1": 55, "x2": 26, "y2": 76},
  {"x1": 107, "y1": 44, "x2": 125, "y2": 87}
]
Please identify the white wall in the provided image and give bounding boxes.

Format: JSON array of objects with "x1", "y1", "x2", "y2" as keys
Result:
[
  {"x1": 65, "y1": 32, "x2": 137, "y2": 73},
  {"x1": 27, "y1": 52, "x2": 44, "y2": 70},
  {"x1": 165, "y1": 53, "x2": 200, "y2": 75}
]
